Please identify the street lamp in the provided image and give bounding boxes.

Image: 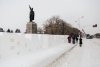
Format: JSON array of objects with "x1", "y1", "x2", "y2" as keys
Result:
[{"x1": 75, "y1": 16, "x2": 84, "y2": 38}]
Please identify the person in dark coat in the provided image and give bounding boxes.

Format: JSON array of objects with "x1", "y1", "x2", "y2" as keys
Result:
[
  {"x1": 72, "y1": 35, "x2": 76, "y2": 44},
  {"x1": 67, "y1": 35, "x2": 71, "y2": 43},
  {"x1": 75, "y1": 36, "x2": 78, "y2": 43},
  {"x1": 79, "y1": 37, "x2": 83, "y2": 47}
]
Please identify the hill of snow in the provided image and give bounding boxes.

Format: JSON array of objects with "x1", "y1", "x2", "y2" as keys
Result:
[
  {"x1": 0, "y1": 33, "x2": 100, "y2": 67},
  {"x1": 0, "y1": 33, "x2": 75, "y2": 67}
]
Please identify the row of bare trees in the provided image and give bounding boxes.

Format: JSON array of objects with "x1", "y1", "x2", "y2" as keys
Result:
[{"x1": 42, "y1": 16, "x2": 80, "y2": 35}]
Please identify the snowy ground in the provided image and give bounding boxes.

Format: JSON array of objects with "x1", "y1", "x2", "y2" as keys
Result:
[
  {"x1": 0, "y1": 33, "x2": 68, "y2": 60},
  {"x1": 47, "y1": 38, "x2": 100, "y2": 67},
  {"x1": 0, "y1": 33, "x2": 74, "y2": 67},
  {"x1": 0, "y1": 33, "x2": 100, "y2": 67}
]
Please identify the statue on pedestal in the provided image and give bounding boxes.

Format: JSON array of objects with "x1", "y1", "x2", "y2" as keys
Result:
[
  {"x1": 26, "y1": 5, "x2": 37, "y2": 34},
  {"x1": 29, "y1": 5, "x2": 35, "y2": 22}
]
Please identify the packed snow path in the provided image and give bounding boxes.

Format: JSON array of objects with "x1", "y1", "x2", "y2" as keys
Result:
[{"x1": 47, "y1": 38, "x2": 100, "y2": 67}]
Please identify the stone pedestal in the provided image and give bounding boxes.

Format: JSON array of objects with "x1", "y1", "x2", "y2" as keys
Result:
[{"x1": 26, "y1": 21, "x2": 37, "y2": 34}]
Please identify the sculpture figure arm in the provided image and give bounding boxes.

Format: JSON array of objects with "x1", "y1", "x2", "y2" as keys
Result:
[{"x1": 29, "y1": 5, "x2": 31, "y2": 10}]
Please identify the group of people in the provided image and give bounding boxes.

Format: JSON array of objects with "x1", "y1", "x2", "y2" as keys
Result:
[{"x1": 67, "y1": 33, "x2": 83, "y2": 47}]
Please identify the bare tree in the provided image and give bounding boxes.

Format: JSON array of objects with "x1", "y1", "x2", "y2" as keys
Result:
[{"x1": 43, "y1": 16, "x2": 80, "y2": 35}]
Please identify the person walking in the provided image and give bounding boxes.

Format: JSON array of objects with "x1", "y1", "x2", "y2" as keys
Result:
[
  {"x1": 72, "y1": 35, "x2": 76, "y2": 44},
  {"x1": 67, "y1": 35, "x2": 71, "y2": 43},
  {"x1": 75, "y1": 36, "x2": 78, "y2": 43},
  {"x1": 79, "y1": 37, "x2": 82, "y2": 47}
]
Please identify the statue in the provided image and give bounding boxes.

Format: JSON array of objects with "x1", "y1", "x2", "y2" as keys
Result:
[{"x1": 29, "y1": 5, "x2": 35, "y2": 22}]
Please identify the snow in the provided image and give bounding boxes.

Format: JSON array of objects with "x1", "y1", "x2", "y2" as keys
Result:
[
  {"x1": 0, "y1": 33, "x2": 66, "y2": 60},
  {"x1": 0, "y1": 32, "x2": 100, "y2": 67},
  {"x1": 47, "y1": 38, "x2": 100, "y2": 67},
  {"x1": 0, "y1": 45, "x2": 75, "y2": 67},
  {"x1": 67, "y1": 39, "x2": 100, "y2": 67},
  {"x1": 0, "y1": 33, "x2": 74, "y2": 67}
]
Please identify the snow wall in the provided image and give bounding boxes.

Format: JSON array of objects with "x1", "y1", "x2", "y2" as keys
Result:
[{"x1": 0, "y1": 33, "x2": 75, "y2": 67}]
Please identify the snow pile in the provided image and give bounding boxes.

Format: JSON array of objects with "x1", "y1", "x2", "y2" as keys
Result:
[
  {"x1": 0, "y1": 45, "x2": 75, "y2": 67},
  {"x1": 0, "y1": 33, "x2": 75, "y2": 67},
  {"x1": 0, "y1": 33, "x2": 67, "y2": 59}
]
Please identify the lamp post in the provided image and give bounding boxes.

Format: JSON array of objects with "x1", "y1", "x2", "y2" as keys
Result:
[{"x1": 75, "y1": 16, "x2": 84, "y2": 38}]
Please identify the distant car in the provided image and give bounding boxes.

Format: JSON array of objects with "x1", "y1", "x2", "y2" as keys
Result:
[
  {"x1": 86, "y1": 36, "x2": 93, "y2": 39},
  {"x1": 86, "y1": 34, "x2": 93, "y2": 39},
  {"x1": 95, "y1": 33, "x2": 100, "y2": 38}
]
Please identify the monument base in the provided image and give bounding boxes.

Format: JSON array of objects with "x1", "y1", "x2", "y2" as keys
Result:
[{"x1": 26, "y1": 21, "x2": 37, "y2": 34}]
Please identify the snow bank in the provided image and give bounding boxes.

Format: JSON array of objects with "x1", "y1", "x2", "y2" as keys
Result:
[
  {"x1": 0, "y1": 33, "x2": 67, "y2": 60},
  {"x1": 0, "y1": 45, "x2": 75, "y2": 67},
  {"x1": 0, "y1": 33, "x2": 74, "y2": 67}
]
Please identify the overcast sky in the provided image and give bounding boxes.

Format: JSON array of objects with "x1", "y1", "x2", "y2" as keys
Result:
[{"x1": 0, "y1": 0, "x2": 100, "y2": 34}]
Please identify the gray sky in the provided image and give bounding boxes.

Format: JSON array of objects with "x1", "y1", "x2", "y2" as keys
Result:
[{"x1": 0, "y1": 0, "x2": 100, "y2": 34}]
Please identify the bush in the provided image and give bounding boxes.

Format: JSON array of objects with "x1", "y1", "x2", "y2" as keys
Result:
[
  {"x1": 0, "y1": 28, "x2": 4, "y2": 32},
  {"x1": 15, "y1": 29, "x2": 21, "y2": 33},
  {"x1": 7, "y1": 29, "x2": 11, "y2": 33}
]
